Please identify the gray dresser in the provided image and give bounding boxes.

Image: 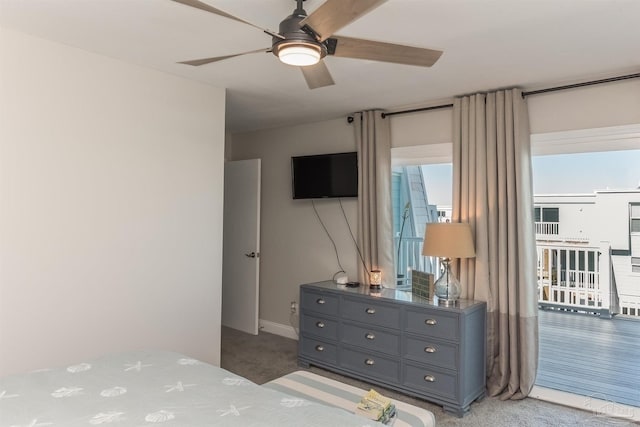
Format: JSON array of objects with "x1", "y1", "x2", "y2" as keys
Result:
[{"x1": 298, "y1": 281, "x2": 486, "y2": 416}]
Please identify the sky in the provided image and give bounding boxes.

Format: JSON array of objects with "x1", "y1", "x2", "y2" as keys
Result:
[
  {"x1": 421, "y1": 149, "x2": 640, "y2": 206},
  {"x1": 532, "y1": 150, "x2": 640, "y2": 194}
]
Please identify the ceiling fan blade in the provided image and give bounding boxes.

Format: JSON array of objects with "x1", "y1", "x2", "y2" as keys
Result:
[
  {"x1": 301, "y1": 61, "x2": 335, "y2": 89},
  {"x1": 300, "y1": 0, "x2": 387, "y2": 42},
  {"x1": 178, "y1": 48, "x2": 269, "y2": 66},
  {"x1": 330, "y1": 36, "x2": 443, "y2": 67},
  {"x1": 170, "y1": 0, "x2": 282, "y2": 38}
]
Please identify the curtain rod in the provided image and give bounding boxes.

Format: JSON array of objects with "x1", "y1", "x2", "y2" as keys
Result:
[
  {"x1": 347, "y1": 72, "x2": 640, "y2": 122},
  {"x1": 520, "y1": 72, "x2": 640, "y2": 97}
]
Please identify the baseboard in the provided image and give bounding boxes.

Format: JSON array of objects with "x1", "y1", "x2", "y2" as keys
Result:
[
  {"x1": 259, "y1": 319, "x2": 299, "y2": 341},
  {"x1": 530, "y1": 385, "x2": 639, "y2": 423}
]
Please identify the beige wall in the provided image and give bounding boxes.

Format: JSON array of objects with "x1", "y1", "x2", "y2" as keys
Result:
[
  {"x1": 528, "y1": 79, "x2": 640, "y2": 133},
  {"x1": 390, "y1": 78, "x2": 640, "y2": 148},
  {"x1": 231, "y1": 119, "x2": 359, "y2": 329},
  {"x1": 0, "y1": 28, "x2": 226, "y2": 376},
  {"x1": 230, "y1": 77, "x2": 640, "y2": 333}
]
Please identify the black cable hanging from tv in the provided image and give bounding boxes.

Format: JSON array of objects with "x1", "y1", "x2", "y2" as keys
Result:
[
  {"x1": 338, "y1": 198, "x2": 370, "y2": 277},
  {"x1": 311, "y1": 199, "x2": 345, "y2": 274}
]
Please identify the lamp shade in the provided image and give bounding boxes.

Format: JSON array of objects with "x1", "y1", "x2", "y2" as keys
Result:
[{"x1": 422, "y1": 223, "x2": 475, "y2": 259}]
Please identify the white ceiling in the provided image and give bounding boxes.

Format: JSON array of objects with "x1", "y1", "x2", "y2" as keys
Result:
[{"x1": 1, "y1": 0, "x2": 639, "y2": 133}]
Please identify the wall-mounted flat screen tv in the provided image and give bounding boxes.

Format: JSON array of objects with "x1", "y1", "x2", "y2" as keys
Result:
[{"x1": 291, "y1": 152, "x2": 358, "y2": 199}]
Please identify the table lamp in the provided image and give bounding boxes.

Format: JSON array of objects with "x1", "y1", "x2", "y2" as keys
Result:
[{"x1": 422, "y1": 223, "x2": 475, "y2": 306}]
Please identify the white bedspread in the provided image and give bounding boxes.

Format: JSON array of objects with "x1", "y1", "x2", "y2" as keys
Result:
[{"x1": 0, "y1": 350, "x2": 384, "y2": 426}]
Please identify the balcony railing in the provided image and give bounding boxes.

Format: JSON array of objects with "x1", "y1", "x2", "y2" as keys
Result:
[
  {"x1": 394, "y1": 236, "x2": 437, "y2": 287},
  {"x1": 535, "y1": 221, "x2": 559, "y2": 236},
  {"x1": 536, "y1": 242, "x2": 614, "y2": 317}
]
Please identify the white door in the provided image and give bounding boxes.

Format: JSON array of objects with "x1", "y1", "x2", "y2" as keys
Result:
[{"x1": 222, "y1": 159, "x2": 261, "y2": 334}]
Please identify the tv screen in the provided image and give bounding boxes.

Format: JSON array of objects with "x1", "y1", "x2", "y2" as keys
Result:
[{"x1": 291, "y1": 152, "x2": 358, "y2": 199}]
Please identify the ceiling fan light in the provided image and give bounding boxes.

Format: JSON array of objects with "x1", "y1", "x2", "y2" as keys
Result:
[{"x1": 278, "y1": 45, "x2": 321, "y2": 66}]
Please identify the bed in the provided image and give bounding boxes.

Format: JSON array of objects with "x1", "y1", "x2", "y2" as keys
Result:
[
  {"x1": 264, "y1": 370, "x2": 435, "y2": 427},
  {"x1": 0, "y1": 350, "x2": 434, "y2": 427}
]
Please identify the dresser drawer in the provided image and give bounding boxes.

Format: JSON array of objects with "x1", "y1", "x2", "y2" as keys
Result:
[
  {"x1": 301, "y1": 289, "x2": 339, "y2": 316},
  {"x1": 301, "y1": 314, "x2": 338, "y2": 340},
  {"x1": 340, "y1": 347, "x2": 401, "y2": 384},
  {"x1": 404, "y1": 336, "x2": 458, "y2": 370},
  {"x1": 341, "y1": 297, "x2": 401, "y2": 329},
  {"x1": 405, "y1": 309, "x2": 459, "y2": 341},
  {"x1": 300, "y1": 336, "x2": 337, "y2": 365},
  {"x1": 403, "y1": 362, "x2": 457, "y2": 400},
  {"x1": 342, "y1": 322, "x2": 400, "y2": 356}
]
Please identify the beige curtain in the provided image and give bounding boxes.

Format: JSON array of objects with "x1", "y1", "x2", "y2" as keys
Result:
[
  {"x1": 354, "y1": 110, "x2": 394, "y2": 287},
  {"x1": 452, "y1": 89, "x2": 538, "y2": 399}
]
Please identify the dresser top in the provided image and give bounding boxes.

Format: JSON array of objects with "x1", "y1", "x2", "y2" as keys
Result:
[{"x1": 302, "y1": 281, "x2": 485, "y2": 311}]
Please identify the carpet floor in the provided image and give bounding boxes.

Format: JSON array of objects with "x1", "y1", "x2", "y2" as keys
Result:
[{"x1": 220, "y1": 326, "x2": 636, "y2": 427}]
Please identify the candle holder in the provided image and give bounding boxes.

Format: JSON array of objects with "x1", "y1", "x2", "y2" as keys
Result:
[{"x1": 369, "y1": 269, "x2": 382, "y2": 290}]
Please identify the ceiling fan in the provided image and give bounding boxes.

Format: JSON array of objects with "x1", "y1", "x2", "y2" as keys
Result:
[{"x1": 171, "y1": 0, "x2": 443, "y2": 89}]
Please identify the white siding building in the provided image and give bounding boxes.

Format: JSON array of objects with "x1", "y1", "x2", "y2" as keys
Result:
[{"x1": 535, "y1": 189, "x2": 640, "y2": 317}]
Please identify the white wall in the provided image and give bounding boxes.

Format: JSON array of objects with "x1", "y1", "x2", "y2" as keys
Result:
[
  {"x1": 594, "y1": 192, "x2": 640, "y2": 249},
  {"x1": 0, "y1": 28, "x2": 226, "y2": 376},
  {"x1": 231, "y1": 118, "x2": 359, "y2": 329},
  {"x1": 535, "y1": 191, "x2": 640, "y2": 249},
  {"x1": 230, "y1": 76, "x2": 640, "y2": 335}
]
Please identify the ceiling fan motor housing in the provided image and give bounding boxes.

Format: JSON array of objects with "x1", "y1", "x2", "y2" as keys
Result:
[{"x1": 271, "y1": 10, "x2": 327, "y2": 61}]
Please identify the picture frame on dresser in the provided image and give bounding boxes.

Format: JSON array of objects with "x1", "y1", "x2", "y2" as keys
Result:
[{"x1": 298, "y1": 280, "x2": 487, "y2": 417}]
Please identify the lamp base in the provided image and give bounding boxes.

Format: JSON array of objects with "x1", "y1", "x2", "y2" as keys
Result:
[
  {"x1": 433, "y1": 258, "x2": 462, "y2": 303},
  {"x1": 436, "y1": 297, "x2": 458, "y2": 307}
]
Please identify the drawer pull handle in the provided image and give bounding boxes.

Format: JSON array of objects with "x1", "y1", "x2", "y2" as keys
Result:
[
  {"x1": 365, "y1": 359, "x2": 375, "y2": 366},
  {"x1": 316, "y1": 298, "x2": 325, "y2": 305},
  {"x1": 316, "y1": 321, "x2": 325, "y2": 328},
  {"x1": 315, "y1": 345, "x2": 324, "y2": 352},
  {"x1": 365, "y1": 333, "x2": 376, "y2": 340},
  {"x1": 424, "y1": 346, "x2": 437, "y2": 353},
  {"x1": 425, "y1": 319, "x2": 437, "y2": 326},
  {"x1": 424, "y1": 375, "x2": 436, "y2": 382},
  {"x1": 365, "y1": 308, "x2": 376, "y2": 314}
]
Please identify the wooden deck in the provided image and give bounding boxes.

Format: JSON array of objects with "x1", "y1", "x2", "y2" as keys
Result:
[{"x1": 536, "y1": 309, "x2": 640, "y2": 407}]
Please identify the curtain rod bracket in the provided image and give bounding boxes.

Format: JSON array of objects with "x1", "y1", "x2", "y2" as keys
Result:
[{"x1": 347, "y1": 114, "x2": 386, "y2": 123}]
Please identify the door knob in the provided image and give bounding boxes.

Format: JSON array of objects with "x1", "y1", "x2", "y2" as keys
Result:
[{"x1": 244, "y1": 252, "x2": 258, "y2": 258}]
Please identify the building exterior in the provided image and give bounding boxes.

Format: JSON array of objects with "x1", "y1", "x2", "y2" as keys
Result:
[
  {"x1": 392, "y1": 166, "x2": 438, "y2": 286},
  {"x1": 534, "y1": 189, "x2": 640, "y2": 317}
]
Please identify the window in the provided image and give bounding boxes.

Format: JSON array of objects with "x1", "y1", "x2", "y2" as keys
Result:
[
  {"x1": 540, "y1": 208, "x2": 560, "y2": 222},
  {"x1": 531, "y1": 134, "x2": 640, "y2": 410},
  {"x1": 632, "y1": 204, "x2": 640, "y2": 273},
  {"x1": 391, "y1": 144, "x2": 453, "y2": 289},
  {"x1": 534, "y1": 207, "x2": 560, "y2": 235},
  {"x1": 631, "y1": 204, "x2": 640, "y2": 233}
]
